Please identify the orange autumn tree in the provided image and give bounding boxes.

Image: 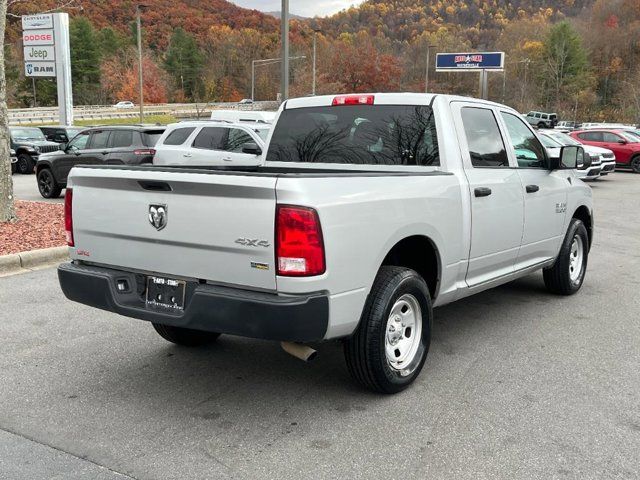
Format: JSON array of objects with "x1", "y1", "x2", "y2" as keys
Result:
[{"x1": 101, "y1": 52, "x2": 168, "y2": 104}]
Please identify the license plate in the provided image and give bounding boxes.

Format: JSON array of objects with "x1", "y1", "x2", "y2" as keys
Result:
[{"x1": 146, "y1": 276, "x2": 186, "y2": 311}]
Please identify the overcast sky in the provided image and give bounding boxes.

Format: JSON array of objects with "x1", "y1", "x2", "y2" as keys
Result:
[{"x1": 230, "y1": 0, "x2": 366, "y2": 17}]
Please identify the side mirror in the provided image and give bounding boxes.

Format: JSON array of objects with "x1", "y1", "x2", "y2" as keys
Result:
[
  {"x1": 618, "y1": 139, "x2": 627, "y2": 145},
  {"x1": 241, "y1": 142, "x2": 262, "y2": 156},
  {"x1": 554, "y1": 145, "x2": 585, "y2": 170}
]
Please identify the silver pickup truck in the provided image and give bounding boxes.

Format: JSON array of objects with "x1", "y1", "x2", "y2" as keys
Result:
[{"x1": 58, "y1": 93, "x2": 594, "y2": 394}]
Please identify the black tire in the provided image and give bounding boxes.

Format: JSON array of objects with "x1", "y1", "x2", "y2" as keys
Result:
[
  {"x1": 37, "y1": 168, "x2": 62, "y2": 198},
  {"x1": 344, "y1": 266, "x2": 432, "y2": 394},
  {"x1": 631, "y1": 155, "x2": 640, "y2": 173},
  {"x1": 16, "y1": 153, "x2": 34, "y2": 174},
  {"x1": 11, "y1": 162, "x2": 16, "y2": 174},
  {"x1": 537, "y1": 122, "x2": 546, "y2": 129},
  {"x1": 152, "y1": 323, "x2": 220, "y2": 347},
  {"x1": 543, "y1": 218, "x2": 589, "y2": 295}
]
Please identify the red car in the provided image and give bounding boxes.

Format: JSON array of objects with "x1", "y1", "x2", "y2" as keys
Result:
[{"x1": 570, "y1": 129, "x2": 640, "y2": 173}]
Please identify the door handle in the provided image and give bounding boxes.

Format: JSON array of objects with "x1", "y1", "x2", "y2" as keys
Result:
[
  {"x1": 101, "y1": 151, "x2": 109, "y2": 155},
  {"x1": 526, "y1": 184, "x2": 540, "y2": 193},
  {"x1": 183, "y1": 153, "x2": 192, "y2": 158},
  {"x1": 223, "y1": 157, "x2": 232, "y2": 162},
  {"x1": 474, "y1": 187, "x2": 492, "y2": 198}
]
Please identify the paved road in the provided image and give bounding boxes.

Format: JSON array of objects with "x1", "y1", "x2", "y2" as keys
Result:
[
  {"x1": 12, "y1": 172, "x2": 65, "y2": 204},
  {"x1": 1, "y1": 173, "x2": 639, "y2": 480}
]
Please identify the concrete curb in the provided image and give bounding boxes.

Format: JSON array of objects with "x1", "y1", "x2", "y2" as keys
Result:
[{"x1": 0, "y1": 246, "x2": 69, "y2": 277}]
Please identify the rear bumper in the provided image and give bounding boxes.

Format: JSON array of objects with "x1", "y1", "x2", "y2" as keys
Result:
[{"x1": 58, "y1": 262, "x2": 329, "y2": 342}]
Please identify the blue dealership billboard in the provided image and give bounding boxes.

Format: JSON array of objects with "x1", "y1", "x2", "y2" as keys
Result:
[{"x1": 436, "y1": 52, "x2": 505, "y2": 71}]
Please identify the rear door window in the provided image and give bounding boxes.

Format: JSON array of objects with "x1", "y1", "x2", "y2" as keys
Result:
[
  {"x1": 266, "y1": 104, "x2": 439, "y2": 166},
  {"x1": 460, "y1": 107, "x2": 508, "y2": 167},
  {"x1": 163, "y1": 127, "x2": 196, "y2": 146},
  {"x1": 579, "y1": 132, "x2": 603, "y2": 142},
  {"x1": 192, "y1": 127, "x2": 226, "y2": 150},
  {"x1": 89, "y1": 130, "x2": 111, "y2": 150}
]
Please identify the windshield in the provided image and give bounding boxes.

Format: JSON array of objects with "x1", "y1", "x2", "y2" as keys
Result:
[
  {"x1": 254, "y1": 128, "x2": 270, "y2": 141},
  {"x1": 549, "y1": 132, "x2": 581, "y2": 146},
  {"x1": 10, "y1": 128, "x2": 46, "y2": 141},
  {"x1": 266, "y1": 104, "x2": 439, "y2": 166},
  {"x1": 539, "y1": 134, "x2": 562, "y2": 148},
  {"x1": 620, "y1": 131, "x2": 640, "y2": 143}
]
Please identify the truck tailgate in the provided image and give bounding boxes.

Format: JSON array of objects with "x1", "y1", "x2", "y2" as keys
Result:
[{"x1": 69, "y1": 167, "x2": 277, "y2": 291}]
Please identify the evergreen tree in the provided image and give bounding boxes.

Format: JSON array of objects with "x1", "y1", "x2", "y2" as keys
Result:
[
  {"x1": 542, "y1": 21, "x2": 589, "y2": 105},
  {"x1": 98, "y1": 27, "x2": 124, "y2": 57},
  {"x1": 70, "y1": 17, "x2": 102, "y2": 104},
  {"x1": 164, "y1": 28, "x2": 204, "y2": 101}
]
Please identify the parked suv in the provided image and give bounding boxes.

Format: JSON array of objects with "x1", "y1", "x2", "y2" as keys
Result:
[
  {"x1": 10, "y1": 126, "x2": 61, "y2": 174},
  {"x1": 570, "y1": 129, "x2": 640, "y2": 173},
  {"x1": 40, "y1": 125, "x2": 87, "y2": 145},
  {"x1": 35, "y1": 126, "x2": 165, "y2": 198},
  {"x1": 153, "y1": 121, "x2": 270, "y2": 167},
  {"x1": 538, "y1": 130, "x2": 602, "y2": 180},
  {"x1": 525, "y1": 111, "x2": 558, "y2": 129}
]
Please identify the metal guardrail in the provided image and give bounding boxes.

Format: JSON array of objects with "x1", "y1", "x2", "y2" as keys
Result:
[{"x1": 8, "y1": 101, "x2": 279, "y2": 124}]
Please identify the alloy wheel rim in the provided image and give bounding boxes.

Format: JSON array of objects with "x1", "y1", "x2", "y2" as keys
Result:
[
  {"x1": 569, "y1": 235, "x2": 584, "y2": 283},
  {"x1": 384, "y1": 293, "x2": 422, "y2": 374},
  {"x1": 39, "y1": 172, "x2": 52, "y2": 195}
]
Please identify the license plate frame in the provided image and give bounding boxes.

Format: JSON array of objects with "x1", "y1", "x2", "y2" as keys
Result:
[{"x1": 145, "y1": 276, "x2": 186, "y2": 311}]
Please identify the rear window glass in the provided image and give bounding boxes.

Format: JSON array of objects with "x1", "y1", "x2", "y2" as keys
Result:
[
  {"x1": 111, "y1": 130, "x2": 134, "y2": 148},
  {"x1": 163, "y1": 127, "x2": 195, "y2": 146},
  {"x1": 266, "y1": 105, "x2": 439, "y2": 166},
  {"x1": 142, "y1": 130, "x2": 165, "y2": 147}
]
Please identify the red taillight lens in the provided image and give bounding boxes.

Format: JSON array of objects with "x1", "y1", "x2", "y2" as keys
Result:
[
  {"x1": 64, "y1": 188, "x2": 74, "y2": 247},
  {"x1": 332, "y1": 94, "x2": 375, "y2": 106},
  {"x1": 276, "y1": 205, "x2": 325, "y2": 277},
  {"x1": 134, "y1": 148, "x2": 156, "y2": 156}
]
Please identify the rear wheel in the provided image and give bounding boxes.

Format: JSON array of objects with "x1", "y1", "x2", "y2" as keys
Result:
[
  {"x1": 631, "y1": 155, "x2": 640, "y2": 173},
  {"x1": 37, "y1": 168, "x2": 62, "y2": 198},
  {"x1": 16, "y1": 153, "x2": 34, "y2": 174},
  {"x1": 537, "y1": 122, "x2": 546, "y2": 129},
  {"x1": 543, "y1": 218, "x2": 589, "y2": 295},
  {"x1": 152, "y1": 323, "x2": 220, "y2": 346},
  {"x1": 344, "y1": 266, "x2": 432, "y2": 394}
]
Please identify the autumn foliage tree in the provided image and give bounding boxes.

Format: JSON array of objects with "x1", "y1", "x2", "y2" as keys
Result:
[{"x1": 101, "y1": 52, "x2": 168, "y2": 104}]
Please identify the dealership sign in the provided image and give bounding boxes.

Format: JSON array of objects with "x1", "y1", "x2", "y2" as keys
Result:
[
  {"x1": 22, "y1": 14, "x2": 54, "y2": 30},
  {"x1": 436, "y1": 52, "x2": 505, "y2": 72},
  {"x1": 22, "y1": 13, "x2": 73, "y2": 125}
]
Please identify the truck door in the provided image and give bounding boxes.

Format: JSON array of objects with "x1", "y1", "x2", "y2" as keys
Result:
[
  {"x1": 498, "y1": 111, "x2": 568, "y2": 269},
  {"x1": 452, "y1": 103, "x2": 525, "y2": 287}
]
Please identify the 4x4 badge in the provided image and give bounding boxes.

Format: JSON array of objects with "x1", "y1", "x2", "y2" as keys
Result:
[{"x1": 148, "y1": 204, "x2": 168, "y2": 231}]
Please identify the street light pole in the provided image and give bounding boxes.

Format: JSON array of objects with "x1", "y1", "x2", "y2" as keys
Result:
[
  {"x1": 251, "y1": 60, "x2": 256, "y2": 101},
  {"x1": 312, "y1": 31, "x2": 317, "y2": 96},
  {"x1": 280, "y1": 0, "x2": 289, "y2": 102},
  {"x1": 136, "y1": 4, "x2": 147, "y2": 124},
  {"x1": 425, "y1": 45, "x2": 435, "y2": 93}
]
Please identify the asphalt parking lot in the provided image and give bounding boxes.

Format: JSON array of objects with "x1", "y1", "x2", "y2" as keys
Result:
[
  {"x1": 12, "y1": 172, "x2": 65, "y2": 204},
  {"x1": 1, "y1": 173, "x2": 639, "y2": 480}
]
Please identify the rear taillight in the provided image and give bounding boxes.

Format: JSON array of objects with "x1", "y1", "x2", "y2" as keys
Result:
[
  {"x1": 276, "y1": 205, "x2": 325, "y2": 277},
  {"x1": 134, "y1": 148, "x2": 156, "y2": 156},
  {"x1": 332, "y1": 94, "x2": 375, "y2": 106},
  {"x1": 64, "y1": 188, "x2": 74, "y2": 247}
]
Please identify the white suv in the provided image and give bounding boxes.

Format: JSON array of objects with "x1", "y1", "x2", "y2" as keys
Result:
[{"x1": 153, "y1": 121, "x2": 271, "y2": 167}]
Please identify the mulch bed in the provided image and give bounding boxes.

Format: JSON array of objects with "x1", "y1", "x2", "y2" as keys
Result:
[{"x1": 0, "y1": 201, "x2": 66, "y2": 256}]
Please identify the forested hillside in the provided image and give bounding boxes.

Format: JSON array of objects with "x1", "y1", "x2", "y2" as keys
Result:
[{"x1": 4, "y1": 0, "x2": 640, "y2": 122}]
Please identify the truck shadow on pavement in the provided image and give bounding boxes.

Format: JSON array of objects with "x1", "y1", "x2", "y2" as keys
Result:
[{"x1": 84, "y1": 272, "x2": 565, "y2": 416}]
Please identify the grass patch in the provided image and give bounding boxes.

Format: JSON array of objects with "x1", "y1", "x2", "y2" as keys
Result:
[{"x1": 73, "y1": 114, "x2": 177, "y2": 126}]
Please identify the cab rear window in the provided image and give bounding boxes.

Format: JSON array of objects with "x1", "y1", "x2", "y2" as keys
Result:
[{"x1": 266, "y1": 105, "x2": 439, "y2": 166}]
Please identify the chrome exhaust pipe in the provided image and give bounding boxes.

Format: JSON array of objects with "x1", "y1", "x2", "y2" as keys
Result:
[{"x1": 281, "y1": 342, "x2": 317, "y2": 362}]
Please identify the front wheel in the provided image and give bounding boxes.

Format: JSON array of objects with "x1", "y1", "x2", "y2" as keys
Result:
[
  {"x1": 37, "y1": 168, "x2": 62, "y2": 198},
  {"x1": 543, "y1": 218, "x2": 589, "y2": 295},
  {"x1": 631, "y1": 156, "x2": 640, "y2": 173},
  {"x1": 16, "y1": 153, "x2": 34, "y2": 174},
  {"x1": 152, "y1": 323, "x2": 220, "y2": 347},
  {"x1": 344, "y1": 266, "x2": 432, "y2": 394}
]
